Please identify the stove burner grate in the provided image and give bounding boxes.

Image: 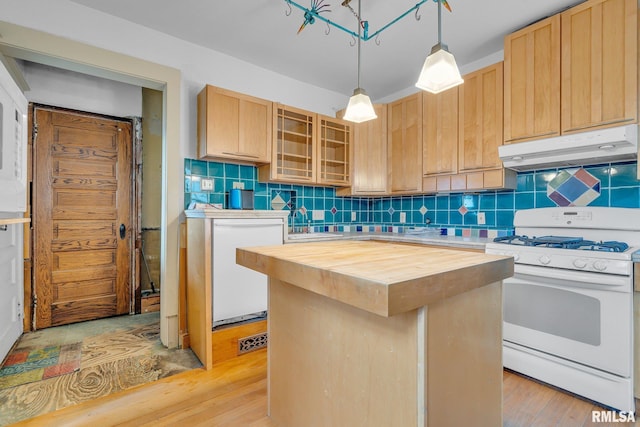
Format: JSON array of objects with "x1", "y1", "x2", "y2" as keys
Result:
[{"x1": 493, "y1": 235, "x2": 629, "y2": 252}]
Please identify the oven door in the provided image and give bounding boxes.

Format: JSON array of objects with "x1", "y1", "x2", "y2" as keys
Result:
[{"x1": 503, "y1": 264, "x2": 632, "y2": 377}]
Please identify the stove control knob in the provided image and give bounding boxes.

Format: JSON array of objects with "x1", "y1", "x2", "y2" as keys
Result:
[
  {"x1": 573, "y1": 259, "x2": 588, "y2": 269},
  {"x1": 538, "y1": 255, "x2": 551, "y2": 265},
  {"x1": 593, "y1": 260, "x2": 608, "y2": 271}
]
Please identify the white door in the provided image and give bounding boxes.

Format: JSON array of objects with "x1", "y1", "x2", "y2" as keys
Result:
[
  {"x1": 212, "y1": 218, "x2": 283, "y2": 326},
  {"x1": 0, "y1": 213, "x2": 24, "y2": 362}
]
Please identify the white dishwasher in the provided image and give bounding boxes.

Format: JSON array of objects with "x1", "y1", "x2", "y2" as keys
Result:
[{"x1": 212, "y1": 218, "x2": 284, "y2": 328}]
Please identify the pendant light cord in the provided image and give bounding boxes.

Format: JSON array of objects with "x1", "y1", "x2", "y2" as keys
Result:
[
  {"x1": 357, "y1": 0, "x2": 362, "y2": 89},
  {"x1": 437, "y1": 0, "x2": 442, "y2": 44}
]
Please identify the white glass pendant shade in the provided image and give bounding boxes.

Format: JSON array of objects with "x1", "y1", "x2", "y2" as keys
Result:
[
  {"x1": 343, "y1": 88, "x2": 377, "y2": 123},
  {"x1": 415, "y1": 43, "x2": 463, "y2": 94}
]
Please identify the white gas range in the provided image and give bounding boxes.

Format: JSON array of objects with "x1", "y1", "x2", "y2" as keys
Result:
[{"x1": 485, "y1": 207, "x2": 640, "y2": 413}]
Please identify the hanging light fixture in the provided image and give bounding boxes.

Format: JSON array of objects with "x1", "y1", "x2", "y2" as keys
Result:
[
  {"x1": 342, "y1": 0, "x2": 377, "y2": 123},
  {"x1": 415, "y1": 0, "x2": 463, "y2": 94}
]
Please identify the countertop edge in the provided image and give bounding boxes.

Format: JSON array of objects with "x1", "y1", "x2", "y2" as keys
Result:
[
  {"x1": 185, "y1": 209, "x2": 290, "y2": 219},
  {"x1": 237, "y1": 241, "x2": 513, "y2": 317},
  {"x1": 286, "y1": 232, "x2": 489, "y2": 250}
]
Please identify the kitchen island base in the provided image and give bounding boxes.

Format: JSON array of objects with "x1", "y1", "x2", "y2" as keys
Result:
[{"x1": 268, "y1": 277, "x2": 502, "y2": 427}]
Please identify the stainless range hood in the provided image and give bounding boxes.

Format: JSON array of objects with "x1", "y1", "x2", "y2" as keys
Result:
[{"x1": 499, "y1": 124, "x2": 638, "y2": 171}]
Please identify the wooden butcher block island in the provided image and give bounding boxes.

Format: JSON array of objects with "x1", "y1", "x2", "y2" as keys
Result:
[{"x1": 237, "y1": 240, "x2": 513, "y2": 427}]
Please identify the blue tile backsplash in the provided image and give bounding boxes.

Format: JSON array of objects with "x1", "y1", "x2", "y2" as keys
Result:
[{"x1": 184, "y1": 159, "x2": 640, "y2": 232}]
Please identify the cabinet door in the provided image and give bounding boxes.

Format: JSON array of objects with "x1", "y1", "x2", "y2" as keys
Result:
[
  {"x1": 317, "y1": 115, "x2": 351, "y2": 186},
  {"x1": 239, "y1": 97, "x2": 272, "y2": 161},
  {"x1": 197, "y1": 85, "x2": 272, "y2": 163},
  {"x1": 337, "y1": 105, "x2": 387, "y2": 195},
  {"x1": 388, "y1": 93, "x2": 423, "y2": 194},
  {"x1": 458, "y1": 63, "x2": 504, "y2": 172},
  {"x1": 504, "y1": 15, "x2": 560, "y2": 144},
  {"x1": 561, "y1": 0, "x2": 637, "y2": 133},
  {"x1": 423, "y1": 88, "x2": 458, "y2": 176},
  {"x1": 269, "y1": 104, "x2": 315, "y2": 183}
]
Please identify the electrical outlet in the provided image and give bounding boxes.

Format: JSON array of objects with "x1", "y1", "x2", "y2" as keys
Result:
[
  {"x1": 351, "y1": 211, "x2": 357, "y2": 221},
  {"x1": 312, "y1": 210, "x2": 324, "y2": 220},
  {"x1": 478, "y1": 212, "x2": 486, "y2": 225},
  {"x1": 399, "y1": 212, "x2": 406, "y2": 223},
  {"x1": 232, "y1": 181, "x2": 245, "y2": 190},
  {"x1": 201, "y1": 178, "x2": 214, "y2": 191}
]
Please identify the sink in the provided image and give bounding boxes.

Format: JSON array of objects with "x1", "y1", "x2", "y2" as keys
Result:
[{"x1": 287, "y1": 233, "x2": 342, "y2": 241}]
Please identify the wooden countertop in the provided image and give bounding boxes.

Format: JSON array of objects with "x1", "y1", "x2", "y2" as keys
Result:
[
  {"x1": 237, "y1": 240, "x2": 513, "y2": 317},
  {"x1": 0, "y1": 218, "x2": 30, "y2": 226}
]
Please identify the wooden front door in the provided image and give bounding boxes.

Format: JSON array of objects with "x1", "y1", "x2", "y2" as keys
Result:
[{"x1": 33, "y1": 107, "x2": 133, "y2": 328}]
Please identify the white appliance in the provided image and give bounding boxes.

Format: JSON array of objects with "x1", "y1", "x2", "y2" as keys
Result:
[
  {"x1": 499, "y1": 124, "x2": 638, "y2": 171},
  {"x1": 0, "y1": 58, "x2": 27, "y2": 212},
  {"x1": 485, "y1": 207, "x2": 640, "y2": 412},
  {"x1": 212, "y1": 217, "x2": 284, "y2": 327},
  {"x1": 0, "y1": 58, "x2": 27, "y2": 364}
]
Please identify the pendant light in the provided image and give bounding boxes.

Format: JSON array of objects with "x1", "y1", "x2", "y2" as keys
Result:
[
  {"x1": 342, "y1": 0, "x2": 377, "y2": 123},
  {"x1": 415, "y1": 0, "x2": 463, "y2": 94}
]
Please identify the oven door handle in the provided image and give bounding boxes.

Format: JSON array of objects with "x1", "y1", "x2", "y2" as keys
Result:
[{"x1": 514, "y1": 264, "x2": 630, "y2": 290}]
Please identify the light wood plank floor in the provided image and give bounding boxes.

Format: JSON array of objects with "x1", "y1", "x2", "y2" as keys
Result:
[{"x1": 10, "y1": 349, "x2": 639, "y2": 426}]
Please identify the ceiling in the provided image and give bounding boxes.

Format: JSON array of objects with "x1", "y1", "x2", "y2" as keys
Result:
[{"x1": 69, "y1": 0, "x2": 582, "y2": 100}]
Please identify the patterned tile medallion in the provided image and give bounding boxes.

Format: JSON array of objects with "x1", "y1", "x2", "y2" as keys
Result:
[{"x1": 547, "y1": 168, "x2": 601, "y2": 207}]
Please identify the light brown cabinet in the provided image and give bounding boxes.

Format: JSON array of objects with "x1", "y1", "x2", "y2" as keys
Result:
[
  {"x1": 316, "y1": 115, "x2": 351, "y2": 186},
  {"x1": 504, "y1": 14, "x2": 560, "y2": 144},
  {"x1": 423, "y1": 87, "x2": 459, "y2": 177},
  {"x1": 197, "y1": 85, "x2": 272, "y2": 163},
  {"x1": 259, "y1": 104, "x2": 315, "y2": 183},
  {"x1": 459, "y1": 62, "x2": 504, "y2": 172},
  {"x1": 388, "y1": 93, "x2": 423, "y2": 194},
  {"x1": 561, "y1": 0, "x2": 637, "y2": 134},
  {"x1": 336, "y1": 105, "x2": 387, "y2": 196},
  {"x1": 258, "y1": 104, "x2": 352, "y2": 186},
  {"x1": 423, "y1": 63, "x2": 516, "y2": 193}
]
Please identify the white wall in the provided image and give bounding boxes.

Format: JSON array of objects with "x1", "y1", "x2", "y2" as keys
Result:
[
  {"x1": 23, "y1": 61, "x2": 142, "y2": 117},
  {"x1": 0, "y1": 0, "x2": 350, "y2": 161}
]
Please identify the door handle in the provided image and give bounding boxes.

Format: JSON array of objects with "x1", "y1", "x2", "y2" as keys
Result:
[{"x1": 119, "y1": 224, "x2": 126, "y2": 240}]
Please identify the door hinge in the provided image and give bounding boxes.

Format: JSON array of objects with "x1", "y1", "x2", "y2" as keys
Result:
[{"x1": 33, "y1": 122, "x2": 38, "y2": 137}]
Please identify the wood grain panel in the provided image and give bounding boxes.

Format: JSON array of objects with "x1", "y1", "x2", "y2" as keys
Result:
[
  {"x1": 185, "y1": 218, "x2": 213, "y2": 369},
  {"x1": 268, "y1": 278, "x2": 418, "y2": 427},
  {"x1": 423, "y1": 87, "x2": 458, "y2": 176},
  {"x1": 52, "y1": 266, "x2": 116, "y2": 284},
  {"x1": 50, "y1": 177, "x2": 117, "y2": 190},
  {"x1": 336, "y1": 104, "x2": 387, "y2": 196},
  {"x1": 54, "y1": 190, "x2": 115, "y2": 209},
  {"x1": 53, "y1": 159, "x2": 116, "y2": 177},
  {"x1": 53, "y1": 127, "x2": 116, "y2": 151},
  {"x1": 198, "y1": 85, "x2": 272, "y2": 163},
  {"x1": 54, "y1": 278, "x2": 115, "y2": 301},
  {"x1": 53, "y1": 249, "x2": 115, "y2": 270},
  {"x1": 53, "y1": 220, "x2": 116, "y2": 240},
  {"x1": 458, "y1": 62, "x2": 504, "y2": 172},
  {"x1": 504, "y1": 14, "x2": 560, "y2": 143},
  {"x1": 561, "y1": 0, "x2": 637, "y2": 133},
  {"x1": 237, "y1": 240, "x2": 513, "y2": 317},
  {"x1": 388, "y1": 92, "x2": 423, "y2": 194},
  {"x1": 426, "y1": 282, "x2": 503, "y2": 427},
  {"x1": 212, "y1": 320, "x2": 267, "y2": 365},
  {"x1": 51, "y1": 296, "x2": 117, "y2": 326},
  {"x1": 34, "y1": 107, "x2": 132, "y2": 328},
  {"x1": 51, "y1": 238, "x2": 117, "y2": 251}
]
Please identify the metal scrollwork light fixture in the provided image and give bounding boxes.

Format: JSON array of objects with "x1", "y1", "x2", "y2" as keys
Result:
[{"x1": 284, "y1": 0, "x2": 461, "y2": 121}]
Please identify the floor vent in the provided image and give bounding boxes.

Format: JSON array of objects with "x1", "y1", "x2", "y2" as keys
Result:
[{"x1": 238, "y1": 332, "x2": 268, "y2": 355}]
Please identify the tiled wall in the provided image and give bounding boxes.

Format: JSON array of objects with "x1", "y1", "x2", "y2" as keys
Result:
[{"x1": 184, "y1": 159, "x2": 640, "y2": 232}]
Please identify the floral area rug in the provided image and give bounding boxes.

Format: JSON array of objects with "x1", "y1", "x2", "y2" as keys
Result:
[{"x1": 0, "y1": 343, "x2": 81, "y2": 390}]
